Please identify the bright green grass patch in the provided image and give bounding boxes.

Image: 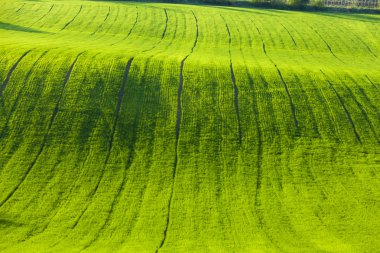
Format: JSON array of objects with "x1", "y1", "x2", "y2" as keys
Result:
[{"x1": 0, "y1": 0, "x2": 379, "y2": 252}]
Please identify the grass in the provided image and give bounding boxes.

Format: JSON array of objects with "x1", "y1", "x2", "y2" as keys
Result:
[{"x1": 0, "y1": 0, "x2": 379, "y2": 252}]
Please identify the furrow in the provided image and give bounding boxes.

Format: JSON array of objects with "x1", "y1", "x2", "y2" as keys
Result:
[
  {"x1": 142, "y1": 8, "x2": 168, "y2": 52},
  {"x1": 341, "y1": 81, "x2": 379, "y2": 142},
  {"x1": 79, "y1": 116, "x2": 138, "y2": 251},
  {"x1": 271, "y1": 58, "x2": 299, "y2": 131},
  {"x1": 155, "y1": 10, "x2": 198, "y2": 253},
  {"x1": 111, "y1": 6, "x2": 138, "y2": 46},
  {"x1": 0, "y1": 52, "x2": 82, "y2": 208},
  {"x1": 126, "y1": 7, "x2": 139, "y2": 39},
  {"x1": 0, "y1": 51, "x2": 49, "y2": 137},
  {"x1": 253, "y1": 23, "x2": 299, "y2": 133},
  {"x1": 279, "y1": 23, "x2": 297, "y2": 47},
  {"x1": 246, "y1": 73, "x2": 263, "y2": 218},
  {"x1": 29, "y1": 4, "x2": 54, "y2": 28},
  {"x1": 25, "y1": 146, "x2": 92, "y2": 241},
  {"x1": 16, "y1": 3, "x2": 25, "y2": 13},
  {"x1": 91, "y1": 6, "x2": 111, "y2": 36},
  {"x1": 60, "y1": 5, "x2": 83, "y2": 31},
  {"x1": 104, "y1": 6, "x2": 111, "y2": 22},
  {"x1": 365, "y1": 75, "x2": 379, "y2": 92},
  {"x1": 71, "y1": 58, "x2": 134, "y2": 229},
  {"x1": 0, "y1": 50, "x2": 32, "y2": 97},
  {"x1": 358, "y1": 37, "x2": 377, "y2": 58},
  {"x1": 309, "y1": 25, "x2": 342, "y2": 62},
  {"x1": 221, "y1": 15, "x2": 242, "y2": 145},
  {"x1": 252, "y1": 24, "x2": 267, "y2": 54},
  {"x1": 162, "y1": 8, "x2": 169, "y2": 39},
  {"x1": 320, "y1": 70, "x2": 361, "y2": 143}
]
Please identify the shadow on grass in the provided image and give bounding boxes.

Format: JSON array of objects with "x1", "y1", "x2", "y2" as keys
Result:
[
  {"x1": 0, "y1": 22, "x2": 48, "y2": 34},
  {"x1": 213, "y1": 6, "x2": 278, "y2": 15},
  {"x1": 314, "y1": 12, "x2": 380, "y2": 23},
  {"x1": 90, "y1": 0, "x2": 379, "y2": 14},
  {"x1": 0, "y1": 218, "x2": 23, "y2": 228}
]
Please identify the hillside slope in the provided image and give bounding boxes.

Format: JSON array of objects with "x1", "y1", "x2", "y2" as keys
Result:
[{"x1": 0, "y1": 1, "x2": 379, "y2": 252}]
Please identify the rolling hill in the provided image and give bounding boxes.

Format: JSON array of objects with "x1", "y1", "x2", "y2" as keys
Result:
[{"x1": 0, "y1": 0, "x2": 379, "y2": 252}]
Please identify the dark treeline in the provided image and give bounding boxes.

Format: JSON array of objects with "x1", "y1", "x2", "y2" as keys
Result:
[{"x1": 110, "y1": 0, "x2": 380, "y2": 12}]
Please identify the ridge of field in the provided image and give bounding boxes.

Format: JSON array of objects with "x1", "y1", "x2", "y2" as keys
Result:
[{"x1": 0, "y1": 0, "x2": 379, "y2": 252}]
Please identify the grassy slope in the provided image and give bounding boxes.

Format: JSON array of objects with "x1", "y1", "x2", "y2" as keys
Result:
[{"x1": 0, "y1": 0, "x2": 379, "y2": 252}]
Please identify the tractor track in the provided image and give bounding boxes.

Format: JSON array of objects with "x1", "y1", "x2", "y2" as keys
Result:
[
  {"x1": 246, "y1": 73, "x2": 264, "y2": 219},
  {"x1": 74, "y1": 7, "x2": 171, "y2": 244},
  {"x1": 81, "y1": 56, "x2": 163, "y2": 248},
  {"x1": 91, "y1": 6, "x2": 111, "y2": 36},
  {"x1": 61, "y1": 5, "x2": 83, "y2": 31},
  {"x1": 345, "y1": 74, "x2": 380, "y2": 115},
  {"x1": 111, "y1": 6, "x2": 138, "y2": 46},
  {"x1": 0, "y1": 50, "x2": 49, "y2": 138},
  {"x1": 357, "y1": 37, "x2": 377, "y2": 58},
  {"x1": 23, "y1": 81, "x2": 105, "y2": 243},
  {"x1": 320, "y1": 70, "x2": 361, "y2": 143},
  {"x1": 279, "y1": 23, "x2": 297, "y2": 47},
  {"x1": 16, "y1": 3, "x2": 25, "y2": 13},
  {"x1": 340, "y1": 79, "x2": 379, "y2": 143},
  {"x1": 308, "y1": 25, "x2": 343, "y2": 63},
  {"x1": 252, "y1": 23, "x2": 299, "y2": 134},
  {"x1": 292, "y1": 73, "x2": 320, "y2": 137},
  {"x1": 221, "y1": 16, "x2": 242, "y2": 146},
  {"x1": 142, "y1": 8, "x2": 168, "y2": 53},
  {"x1": 155, "y1": 10, "x2": 198, "y2": 253},
  {"x1": 365, "y1": 75, "x2": 379, "y2": 92},
  {"x1": 71, "y1": 58, "x2": 134, "y2": 230},
  {"x1": 79, "y1": 114, "x2": 138, "y2": 252},
  {"x1": 0, "y1": 50, "x2": 32, "y2": 97},
  {"x1": 80, "y1": 58, "x2": 138, "y2": 252},
  {"x1": 243, "y1": 21, "x2": 287, "y2": 247},
  {"x1": 267, "y1": 49, "x2": 299, "y2": 132},
  {"x1": 29, "y1": 4, "x2": 54, "y2": 28},
  {"x1": 0, "y1": 52, "x2": 83, "y2": 208}
]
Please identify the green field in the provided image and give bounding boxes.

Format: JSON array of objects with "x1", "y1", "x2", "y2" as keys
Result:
[{"x1": 0, "y1": 0, "x2": 379, "y2": 252}]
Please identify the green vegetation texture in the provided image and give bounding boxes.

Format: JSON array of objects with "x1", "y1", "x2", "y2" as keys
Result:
[{"x1": 0, "y1": 0, "x2": 379, "y2": 252}]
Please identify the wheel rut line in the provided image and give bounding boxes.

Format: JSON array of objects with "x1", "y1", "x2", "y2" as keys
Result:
[
  {"x1": 346, "y1": 74, "x2": 380, "y2": 115},
  {"x1": 309, "y1": 25, "x2": 342, "y2": 62},
  {"x1": 272, "y1": 59, "x2": 299, "y2": 132},
  {"x1": 360, "y1": 39, "x2": 377, "y2": 58},
  {"x1": 0, "y1": 50, "x2": 49, "y2": 138},
  {"x1": 16, "y1": 3, "x2": 25, "y2": 13},
  {"x1": 0, "y1": 52, "x2": 83, "y2": 208},
  {"x1": 71, "y1": 58, "x2": 134, "y2": 230},
  {"x1": 351, "y1": 33, "x2": 377, "y2": 59},
  {"x1": 0, "y1": 50, "x2": 32, "y2": 97},
  {"x1": 29, "y1": 4, "x2": 54, "y2": 28},
  {"x1": 221, "y1": 15, "x2": 242, "y2": 145},
  {"x1": 320, "y1": 70, "x2": 361, "y2": 143},
  {"x1": 340, "y1": 79, "x2": 379, "y2": 143},
  {"x1": 310, "y1": 75, "x2": 340, "y2": 141},
  {"x1": 245, "y1": 21, "x2": 281, "y2": 250},
  {"x1": 279, "y1": 23, "x2": 297, "y2": 47},
  {"x1": 155, "y1": 10, "x2": 198, "y2": 253},
  {"x1": 142, "y1": 8, "x2": 168, "y2": 53},
  {"x1": 104, "y1": 6, "x2": 111, "y2": 22},
  {"x1": 91, "y1": 6, "x2": 111, "y2": 36},
  {"x1": 251, "y1": 22, "x2": 267, "y2": 54},
  {"x1": 245, "y1": 74, "x2": 263, "y2": 217},
  {"x1": 111, "y1": 6, "x2": 138, "y2": 46},
  {"x1": 61, "y1": 5, "x2": 83, "y2": 31},
  {"x1": 27, "y1": 146, "x2": 92, "y2": 240},
  {"x1": 253, "y1": 23, "x2": 299, "y2": 133},
  {"x1": 80, "y1": 116, "x2": 138, "y2": 252},
  {"x1": 162, "y1": 8, "x2": 169, "y2": 39},
  {"x1": 365, "y1": 75, "x2": 379, "y2": 92}
]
